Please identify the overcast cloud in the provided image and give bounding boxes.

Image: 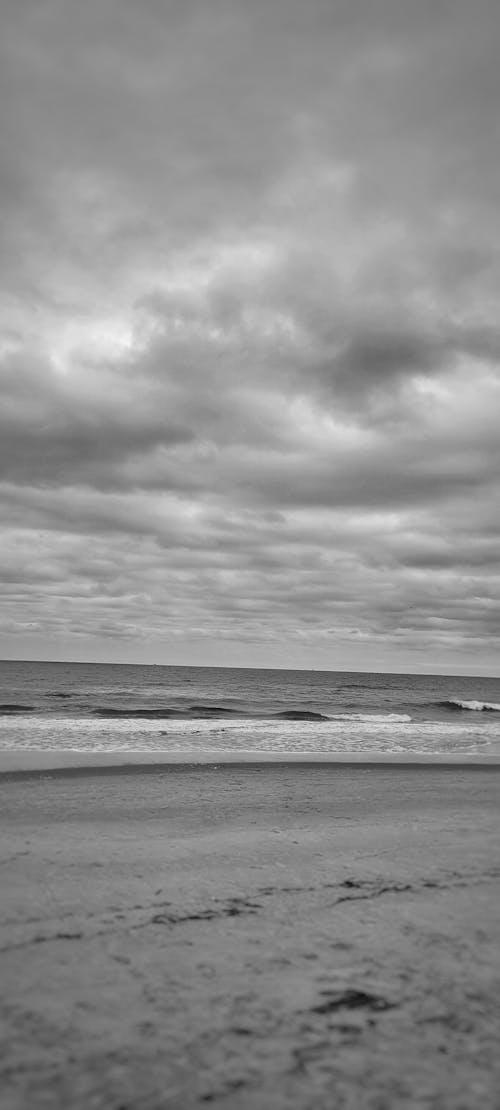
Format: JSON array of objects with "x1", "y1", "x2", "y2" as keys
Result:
[{"x1": 1, "y1": 0, "x2": 499, "y2": 672}]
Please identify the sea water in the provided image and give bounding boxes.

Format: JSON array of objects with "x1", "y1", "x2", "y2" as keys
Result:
[{"x1": 1, "y1": 661, "x2": 499, "y2": 758}]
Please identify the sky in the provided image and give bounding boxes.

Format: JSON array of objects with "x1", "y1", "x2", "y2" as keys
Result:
[{"x1": 0, "y1": 0, "x2": 499, "y2": 675}]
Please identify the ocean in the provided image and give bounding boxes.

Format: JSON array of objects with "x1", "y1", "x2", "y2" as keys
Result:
[{"x1": 0, "y1": 660, "x2": 499, "y2": 758}]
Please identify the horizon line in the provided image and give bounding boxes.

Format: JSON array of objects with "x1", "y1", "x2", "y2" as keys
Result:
[{"x1": 0, "y1": 658, "x2": 498, "y2": 681}]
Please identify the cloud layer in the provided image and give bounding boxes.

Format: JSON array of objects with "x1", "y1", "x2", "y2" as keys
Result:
[{"x1": 1, "y1": 0, "x2": 499, "y2": 671}]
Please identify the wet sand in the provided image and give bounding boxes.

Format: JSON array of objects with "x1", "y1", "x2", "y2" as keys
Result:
[{"x1": 1, "y1": 763, "x2": 499, "y2": 1109}]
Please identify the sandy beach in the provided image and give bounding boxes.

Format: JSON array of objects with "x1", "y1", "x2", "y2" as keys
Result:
[{"x1": 1, "y1": 762, "x2": 499, "y2": 1109}]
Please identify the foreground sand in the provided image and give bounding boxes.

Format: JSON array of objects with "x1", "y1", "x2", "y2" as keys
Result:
[{"x1": 1, "y1": 764, "x2": 499, "y2": 1109}]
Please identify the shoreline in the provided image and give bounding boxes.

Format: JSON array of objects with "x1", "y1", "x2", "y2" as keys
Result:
[{"x1": 1, "y1": 747, "x2": 500, "y2": 775}]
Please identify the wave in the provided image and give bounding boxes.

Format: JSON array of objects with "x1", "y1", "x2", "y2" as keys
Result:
[
  {"x1": 275, "y1": 710, "x2": 330, "y2": 721},
  {"x1": 91, "y1": 705, "x2": 244, "y2": 719},
  {"x1": 92, "y1": 707, "x2": 183, "y2": 718},
  {"x1": 274, "y1": 711, "x2": 413, "y2": 722},
  {"x1": 88, "y1": 706, "x2": 413, "y2": 723},
  {"x1": 188, "y1": 705, "x2": 241, "y2": 716},
  {"x1": 0, "y1": 704, "x2": 35, "y2": 713},
  {"x1": 439, "y1": 699, "x2": 500, "y2": 713}
]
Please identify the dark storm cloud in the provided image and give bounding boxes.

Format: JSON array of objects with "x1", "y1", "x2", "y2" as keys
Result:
[{"x1": 0, "y1": 0, "x2": 499, "y2": 669}]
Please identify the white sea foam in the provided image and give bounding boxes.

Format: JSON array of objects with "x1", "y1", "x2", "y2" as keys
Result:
[
  {"x1": 446, "y1": 699, "x2": 500, "y2": 712},
  {"x1": 0, "y1": 712, "x2": 499, "y2": 756},
  {"x1": 329, "y1": 713, "x2": 412, "y2": 722}
]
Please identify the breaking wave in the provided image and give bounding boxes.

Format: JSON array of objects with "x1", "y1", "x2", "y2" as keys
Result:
[{"x1": 439, "y1": 699, "x2": 500, "y2": 713}]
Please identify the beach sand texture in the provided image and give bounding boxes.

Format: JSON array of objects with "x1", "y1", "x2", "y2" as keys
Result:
[{"x1": 1, "y1": 763, "x2": 499, "y2": 1109}]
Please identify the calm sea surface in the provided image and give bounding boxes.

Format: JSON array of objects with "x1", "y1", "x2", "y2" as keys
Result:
[{"x1": 0, "y1": 661, "x2": 499, "y2": 757}]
